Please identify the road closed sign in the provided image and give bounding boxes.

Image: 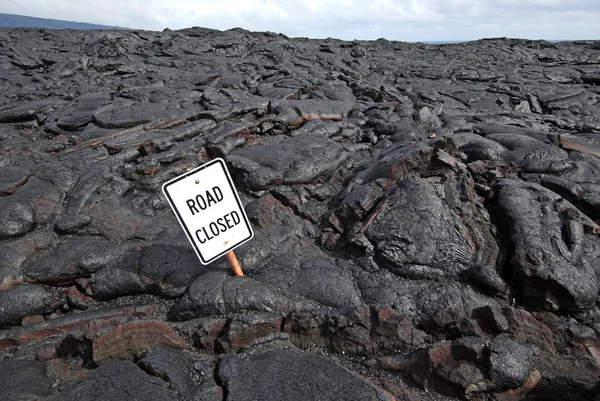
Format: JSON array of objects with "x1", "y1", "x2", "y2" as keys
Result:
[{"x1": 162, "y1": 158, "x2": 254, "y2": 265}]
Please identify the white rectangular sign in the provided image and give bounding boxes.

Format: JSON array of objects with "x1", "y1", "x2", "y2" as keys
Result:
[{"x1": 162, "y1": 158, "x2": 254, "y2": 265}]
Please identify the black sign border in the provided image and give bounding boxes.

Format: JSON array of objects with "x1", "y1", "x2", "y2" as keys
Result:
[{"x1": 162, "y1": 158, "x2": 254, "y2": 265}]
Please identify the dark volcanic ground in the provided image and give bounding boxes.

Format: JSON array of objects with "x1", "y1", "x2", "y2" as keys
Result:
[{"x1": 0, "y1": 27, "x2": 600, "y2": 401}]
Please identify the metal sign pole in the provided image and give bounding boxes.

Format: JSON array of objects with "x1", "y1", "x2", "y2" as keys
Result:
[{"x1": 227, "y1": 250, "x2": 244, "y2": 276}]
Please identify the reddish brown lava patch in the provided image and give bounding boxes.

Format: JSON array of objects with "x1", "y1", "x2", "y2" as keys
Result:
[
  {"x1": 559, "y1": 137, "x2": 600, "y2": 158},
  {"x1": 93, "y1": 320, "x2": 186, "y2": 363}
]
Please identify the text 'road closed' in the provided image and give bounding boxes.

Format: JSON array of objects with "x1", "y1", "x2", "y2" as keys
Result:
[{"x1": 162, "y1": 158, "x2": 254, "y2": 265}]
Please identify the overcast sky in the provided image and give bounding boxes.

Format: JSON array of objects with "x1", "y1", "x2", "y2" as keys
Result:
[{"x1": 1, "y1": 0, "x2": 599, "y2": 41}]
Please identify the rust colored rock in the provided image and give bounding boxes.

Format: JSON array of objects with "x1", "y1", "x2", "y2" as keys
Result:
[
  {"x1": 371, "y1": 305, "x2": 429, "y2": 353},
  {"x1": 426, "y1": 341, "x2": 454, "y2": 369},
  {"x1": 173, "y1": 317, "x2": 228, "y2": 353},
  {"x1": 501, "y1": 307, "x2": 555, "y2": 352},
  {"x1": 122, "y1": 304, "x2": 159, "y2": 318},
  {"x1": 321, "y1": 230, "x2": 340, "y2": 249},
  {"x1": 584, "y1": 340, "x2": 600, "y2": 366},
  {"x1": 92, "y1": 320, "x2": 186, "y2": 363},
  {"x1": 329, "y1": 305, "x2": 372, "y2": 354},
  {"x1": 559, "y1": 134, "x2": 600, "y2": 158},
  {"x1": 36, "y1": 345, "x2": 58, "y2": 361},
  {"x1": 408, "y1": 337, "x2": 539, "y2": 399},
  {"x1": 366, "y1": 354, "x2": 410, "y2": 372},
  {"x1": 47, "y1": 358, "x2": 89, "y2": 383},
  {"x1": 408, "y1": 340, "x2": 454, "y2": 386},
  {"x1": 64, "y1": 286, "x2": 90, "y2": 310},
  {"x1": 467, "y1": 160, "x2": 518, "y2": 180},
  {"x1": 330, "y1": 325, "x2": 372, "y2": 354},
  {"x1": 284, "y1": 310, "x2": 328, "y2": 350},
  {"x1": 433, "y1": 359, "x2": 485, "y2": 399},
  {"x1": 0, "y1": 278, "x2": 23, "y2": 292},
  {"x1": 0, "y1": 305, "x2": 158, "y2": 352},
  {"x1": 0, "y1": 305, "x2": 157, "y2": 350},
  {"x1": 452, "y1": 336, "x2": 489, "y2": 365},
  {"x1": 216, "y1": 314, "x2": 283, "y2": 353},
  {"x1": 21, "y1": 315, "x2": 46, "y2": 326},
  {"x1": 75, "y1": 278, "x2": 93, "y2": 296},
  {"x1": 420, "y1": 308, "x2": 485, "y2": 341},
  {"x1": 0, "y1": 167, "x2": 31, "y2": 196}
]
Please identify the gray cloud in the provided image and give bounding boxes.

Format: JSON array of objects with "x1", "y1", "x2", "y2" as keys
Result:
[{"x1": 1, "y1": 0, "x2": 599, "y2": 41}]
